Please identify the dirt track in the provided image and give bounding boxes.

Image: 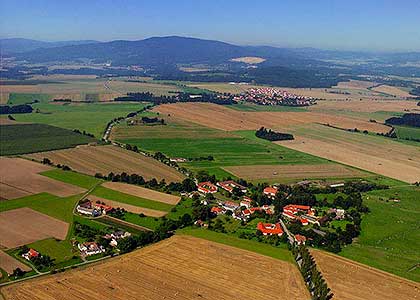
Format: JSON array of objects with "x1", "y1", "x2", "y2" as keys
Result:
[
  {"x1": 102, "y1": 182, "x2": 180, "y2": 205},
  {"x1": 154, "y1": 103, "x2": 391, "y2": 133},
  {"x1": 1, "y1": 235, "x2": 309, "y2": 300},
  {"x1": 0, "y1": 157, "x2": 85, "y2": 199},
  {"x1": 224, "y1": 163, "x2": 367, "y2": 181},
  {"x1": 311, "y1": 249, "x2": 420, "y2": 300},
  {"x1": 0, "y1": 208, "x2": 69, "y2": 249},
  {"x1": 26, "y1": 145, "x2": 185, "y2": 183}
]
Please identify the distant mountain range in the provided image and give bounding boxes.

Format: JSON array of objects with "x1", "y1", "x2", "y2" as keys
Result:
[{"x1": 0, "y1": 38, "x2": 99, "y2": 54}]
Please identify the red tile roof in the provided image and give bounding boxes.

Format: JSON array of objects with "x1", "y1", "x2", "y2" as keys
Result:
[
  {"x1": 263, "y1": 187, "x2": 278, "y2": 195},
  {"x1": 257, "y1": 222, "x2": 283, "y2": 235}
]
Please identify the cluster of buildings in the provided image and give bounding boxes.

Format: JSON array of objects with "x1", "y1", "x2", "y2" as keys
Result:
[
  {"x1": 103, "y1": 230, "x2": 131, "y2": 247},
  {"x1": 22, "y1": 248, "x2": 39, "y2": 261},
  {"x1": 233, "y1": 87, "x2": 315, "y2": 106},
  {"x1": 76, "y1": 200, "x2": 113, "y2": 217},
  {"x1": 197, "y1": 180, "x2": 248, "y2": 195},
  {"x1": 78, "y1": 242, "x2": 105, "y2": 256},
  {"x1": 282, "y1": 204, "x2": 320, "y2": 226},
  {"x1": 257, "y1": 222, "x2": 283, "y2": 236}
]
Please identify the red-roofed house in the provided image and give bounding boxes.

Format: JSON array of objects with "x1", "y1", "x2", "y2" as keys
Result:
[
  {"x1": 300, "y1": 217, "x2": 309, "y2": 226},
  {"x1": 283, "y1": 204, "x2": 315, "y2": 216},
  {"x1": 94, "y1": 203, "x2": 113, "y2": 213},
  {"x1": 263, "y1": 186, "x2": 278, "y2": 198},
  {"x1": 257, "y1": 222, "x2": 283, "y2": 236},
  {"x1": 22, "y1": 249, "x2": 39, "y2": 261},
  {"x1": 240, "y1": 197, "x2": 252, "y2": 208},
  {"x1": 295, "y1": 234, "x2": 307, "y2": 245},
  {"x1": 211, "y1": 206, "x2": 225, "y2": 215},
  {"x1": 217, "y1": 181, "x2": 247, "y2": 193},
  {"x1": 197, "y1": 182, "x2": 218, "y2": 194}
]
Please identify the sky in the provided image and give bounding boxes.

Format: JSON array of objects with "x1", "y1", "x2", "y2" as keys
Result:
[{"x1": 1, "y1": 0, "x2": 419, "y2": 51}]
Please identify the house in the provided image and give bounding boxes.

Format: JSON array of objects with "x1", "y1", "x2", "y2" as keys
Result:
[
  {"x1": 211, "y1": 206, "x2": 225, "y2": 215},
  {"x1": 111, "y1": 230, "x2": 131, "y2": 240},
  {"x1": 170, "y1": 157, "x2": 188, "y2": 163},
  {"x1": 78, "y1": 242, "x2": 105, "y2": 256},
  {"x1": 283, "y1": 204, "x2": 315, "y2": 216},
  {"x1": 295, "y1": 234, "x2": 307, "y2": 245},
  {"x1": 22, "y1": 249, "x2": 39, "y2": 261},
  {"x1": 76, "y1": 205, "x2": 101, "y2": 217},
  {"x1": 217, "y1": 181, "x2": 247, "y2": 194},
  {"x1": 240, "y1": 196, "x2": 253, "y2": 208},
  {"x1": 257, "y1": 222, "x2": 283, "y2": 236},
  {"x1": 194, "y1": 220, "x2": 208, "y2": 228},
  {"x1": 78, "y1": 200, "x2": 92, "y2": 209},
  {"x1": 94, "y1": 203, "x2": 113, "y2": 214},
  {"x1": 197, "y1": 182, "x2": 218, "y2": 194},
  {"x1": 329, "y1": 183, "x2": 345, "y2": 188},
  {"x1": 263, "y1": 186, "x2": 278, "y2": 198},
  {"x1": 300, "y1": 217, "x2": 309, "y2": 226},
  {"x1": 221, "y1": 201, "x2": 239, "y2": 211},
  {"x1": 242, "y1": 209, "x2": 251, "y2": 217}
]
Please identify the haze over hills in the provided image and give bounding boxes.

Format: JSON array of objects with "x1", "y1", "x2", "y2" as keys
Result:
[{"x1": 0, "y1": 38, "x2": 99, "y2": 54}]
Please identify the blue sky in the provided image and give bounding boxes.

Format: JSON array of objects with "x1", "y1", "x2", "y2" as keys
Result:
[{"x1": 1, "y1": 0, "x2": 419, "y2": 51}]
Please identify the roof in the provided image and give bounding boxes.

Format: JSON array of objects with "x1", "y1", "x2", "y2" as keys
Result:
[
  {"x1": 283, "y1": 204, "x2": 311, "y2": 211},
  {"x1": 211, "y1": 206, "x2": 224, "y2": 213},
  {"x1": 197, "y1": 181, "x2": 217, "y2": 193},
  {"x1": 295, "y1": 234, "x2": 307, "y2": 242},
  {"x1": 263, "y1": 187, "x2": 278, "y2": 195},
  {"x1": 28, "y1": 249, "x2": 39, "y2": 258},
  {"x1": 257, "y1": 222, "x2": 283, "y2": 235}
]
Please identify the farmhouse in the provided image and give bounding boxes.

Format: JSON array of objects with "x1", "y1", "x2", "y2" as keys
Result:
[
  {"x1": 283, "y1": 204, "x2": 315, "y2": 216},
  {"x1": 295, "y1": 234, "x2": 307, "y2": 245},
  {"x1": 257, "y1": 222, "x2": 283, "y2": 236},
  {"x1": 217, "y1": 180, "x2": 247, "y2": 193},
  {"x1": 93, "y1": 203, "x2": 113, "y2": 213},
  {"x1": 263, "y1": 186, "x2": 278, "y2": 198},
  {"x1": 221, "y1": 201, "x2": 240, "y2": 211},
  {"x1": 197, "y1": 182, "x2": 218, "y2": 194},
  {"x1": 211, "y1": 206, "x2": 225, "y2": 215},
  {"x1": 78, "y1": 242, "x2": 105, "y2": 256},
  {"x1": 240, "y1": 196, "x2": 253, "y2": 208},
  {"x1": 76, "y1": 205, "x2": 101, "y2": 217},
  {"x1": 22, "y1": 249, "x2": 39, "y2": 261},
  {"x1": 104, "y1": 230, "x2": 131, "y2": 247}
]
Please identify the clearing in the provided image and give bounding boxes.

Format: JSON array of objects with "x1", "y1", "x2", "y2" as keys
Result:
[
  {"x1": 0, "y1": 123, "x2": 96, "y2": 156},
  {"x1": 312, "y1": 249, "x2": 419, "y2": 300},
  {"x1": 1, "y1": 235, "x2": 309, "y2": 300},
  {"x1": 0, "y1": 208, "x2": 69, "y2": 249},
  {"x1": 223, "y1": 163, "x2": 368, "y2": 181},
  {"x1": 0, "y1": 158, "x2": 85, "y2": 199},
  {"x1": 102, "y1": 182, "x2": 180, "y2": 205},
  {"x1": 26, "y1": 145, "x2": 185, "y2": 183},
  {"x1": 280, "y1": 124, "x2": 420, "y2": 183}
]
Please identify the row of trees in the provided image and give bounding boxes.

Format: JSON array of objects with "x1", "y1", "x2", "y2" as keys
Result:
[
  {"x1": 0, "y1": 104, "x2": 33, "y2": 114},
  {"x1": 292, "y1": 245, "x2": 334, "y2": 300}
]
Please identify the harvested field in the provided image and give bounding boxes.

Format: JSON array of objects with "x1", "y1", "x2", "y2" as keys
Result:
[
  {"x1": 1, "y1": 235, "x2": 309, "y2": 300},
  {"x1": 372, "y1": 84, "x2": 414, "y2": 98},
  {"x1": 0, "y1": 158, "x2": 85, "y2": 199},
  {"x1": 154, "y1": 102, "x2": 391, "y2": 133},
  {"x1": 335, "y1": 80, "x2": 378, "y2": 89},
  {"x1": 102, "y1": 182, "x2": 180, "y2": 205},
  {"x1": 0, "y1": 208, "x2": 69, "y2": 249},
  {"x1": 224, "y1": 163, "x2": 367, "y2": 181},
  {"x1": 230, "y1": 56, "x2": 266, "y2": 64},
  {"x1": 311, "y1": 249, "x2": 420, "y2": 300},
  {"x1": 26, "y1": 145, "x2": 185, "y2": 183},
  {"x1": 280, "y1": 124, "x2": 420, "y2": 183},
  {"x1": 88, "y1": 195, "x2": 167, "y2": 217},
  {"x1": 0, "y1": 251, "x2": 32, "y2": 274}
]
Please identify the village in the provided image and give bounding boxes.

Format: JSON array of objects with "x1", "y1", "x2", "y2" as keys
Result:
[{"x1": 233, "y1": 87, "x2": 316, "y2": 106}]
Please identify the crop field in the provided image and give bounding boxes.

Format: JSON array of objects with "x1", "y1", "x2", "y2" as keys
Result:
[
  {"x1": 0, "y1": 208, "x2": 69, "y2": 249},
  {"x1": 40, "y1": 169, "x2": 102, "y2": 189},
  {"x1": 371, "y1": 84, "x2": 414, "y2": 98},
  {"x1": 0, "y1": 124, "x2": 96, "y2": 156},
  {"x1": 26, "y1": 145, "x2": 185, "y2": 182},
  {"x1": 223, "y1": 163, "x2": 368, "y2": 181},
  {"x1": 7, "y1": 93, "x2": 51, "y2": 105},
  {"x1": 87, "y1": 195, "x2": 167, "y2": 217},
  {"x1": 153, "y1": 102, "x2": 391, "y2": 133},
  {"x1": 0, "y1": 158, "x2": 85, "y2": 199},
  {"x1": 92, "y1": 186, "x2": 174, "y2": 212},
  {"x1": 0, "y1": 235, "x2": 309, "y2": 300},
  {"x1": 10, "y1": 101, "x2": 149, "y2": 138},
  {"x1": 312, "y1": 249, "x2": 419, "y2": 300},
  {"x1": 394, "y1": 125, "x2": 420, "y2": 140},
  {"x1": 0, "y1": 251, "x2": 32, "y2": 274},
  {"x1": 102, "y1": 182, "x2": 180, "y2": 205},
  {"x1": 340, "y1": 185, "x2": 420, "y2": 282},
  {"x1": 280, "y1": 124, "x2": 420, "y2": 183}
]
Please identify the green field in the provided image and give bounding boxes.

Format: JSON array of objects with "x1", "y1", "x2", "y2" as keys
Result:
[
  {"x1": 177, "y1": 228, "x2": 293, "y2": 263},
  {"x1": 11, "y1": 102, "x2": 149, "y2": 137},
  {"x1": 340, "y1": 185, "x2": 420, "y2": 282},
  {"x1": 7, "y1": 93, "x2": 51, "y2": 105},
  {"x1": 41, "y1": 169, "x2": 102, "y2": 189},
  {"x1": 114, "y1": 117, "x2": 326, "y2": 179},
  {"x1": 0, "y1": 193, "x2": 80, "y2": 223},
  {"x1": 0, "y1": 124, "x2": 96, "y2": 156},
  {"x1": 394, "y1": 125, "x2": 420, "y2": 140},
  {"x1": 92, "y1": 186, "x2": 174, "y2": 212},
  {"x1": 27, "y1": 238, "x2": 79, "y2": 264}
]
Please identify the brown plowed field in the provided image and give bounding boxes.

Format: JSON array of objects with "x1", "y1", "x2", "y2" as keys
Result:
[
  {"x1": 1, "y1": 235, "x2": 309, "y2": 300},
  {"x1": 311, "y1": 249, "x2": 420, "y2": 300},
  {"x1": 224, "y1": 163, "x2": 367, "y2": 181},
  {"x1": 153, "y1": 103, "x2": 390, "y2": 133},
  {"x1": 88, "y1": 195, "x2": 167, "y2": 217},
  {"x1": 281, "y1": 124, "x2": 420, "y2": 183},
  {"x1": 26, "y1": 145, "x2": 185, "y2": 183},
  {"x1": 0, "y1": 251, "x2": 32, "y2": 274},
  {"x1": 102, "y1": 182, "x2": 180, "y2": 205},
  {"x1": 0, "y1": 157, "x2": 85, "y2": 199},
  {"x1": 309, "y1": 99, "x2": 419, "y2": 113},
  {"x1": 0, "y1": 208, "x2": 69, "y2": 249}
]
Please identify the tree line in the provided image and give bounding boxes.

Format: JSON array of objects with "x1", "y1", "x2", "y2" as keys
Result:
[
  {"x1": 255, "y1": 127, "x2": 294, "y2": 141},
  {"x1": 0, "y1": 104, "x2": 33, "y2": 114}
]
